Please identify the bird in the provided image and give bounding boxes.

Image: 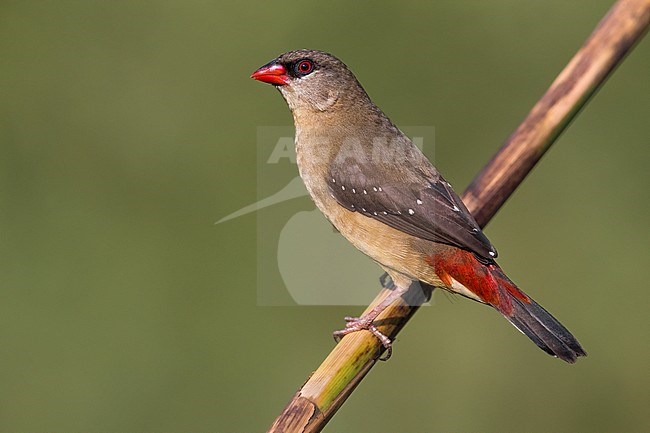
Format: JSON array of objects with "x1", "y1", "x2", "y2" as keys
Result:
[{"x1": 251, "y1": 49, "x2": 586, "y2": 363}]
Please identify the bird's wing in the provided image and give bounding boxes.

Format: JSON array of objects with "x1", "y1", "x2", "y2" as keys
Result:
[{"x1": 328, "y1": 159, "x2": 498, "y2": 262}]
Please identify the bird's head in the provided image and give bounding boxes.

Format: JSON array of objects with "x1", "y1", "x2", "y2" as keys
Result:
[{"x1": 251, "y1": 50, "x2": 370, "y2": 114}]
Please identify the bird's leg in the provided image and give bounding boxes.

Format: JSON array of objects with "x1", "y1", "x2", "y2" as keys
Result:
[{"x1": 333, "y1": 282, "x2": 409, "y2": 360}]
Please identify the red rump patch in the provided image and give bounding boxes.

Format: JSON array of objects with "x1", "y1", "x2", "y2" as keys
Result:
[{"x1": 426, "y1": 249, "x2": 530, "y2": 315}]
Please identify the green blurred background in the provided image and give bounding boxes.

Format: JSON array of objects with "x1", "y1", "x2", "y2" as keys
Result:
[{"x1": 1, "y1": 1, "x2": 649, "y2": 432}]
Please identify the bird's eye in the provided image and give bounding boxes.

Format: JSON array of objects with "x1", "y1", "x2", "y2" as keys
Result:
[{"x1": 295, "y1": 60, "x2": 314, "y2": 76}]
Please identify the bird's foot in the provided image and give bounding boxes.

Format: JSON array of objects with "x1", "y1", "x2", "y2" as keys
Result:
[{"x1": 333, "y1": 315, "x2": 393, "y2": 360}]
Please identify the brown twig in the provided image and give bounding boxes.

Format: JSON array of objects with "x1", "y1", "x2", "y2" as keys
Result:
[{"x1": 267, "y1": 1, "x2": 650, "y2": 431}]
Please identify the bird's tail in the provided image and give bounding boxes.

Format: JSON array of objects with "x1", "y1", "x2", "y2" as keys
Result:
[
  {"x1": 429, "y1": 249, "x2": 586, "y2": 363},
  {"x1": 490, "y1": 265, "x2": 587, "y2": 363}
]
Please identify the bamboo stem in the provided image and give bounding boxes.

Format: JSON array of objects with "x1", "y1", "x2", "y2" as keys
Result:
[{"x1": 267, "y1": 1, "x2": 650, "y2": 431}]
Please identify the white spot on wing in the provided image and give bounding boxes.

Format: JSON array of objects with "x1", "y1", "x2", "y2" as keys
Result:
[
  {"x1": 489, "y1": 251, "x2": 495, "y2": 257},
  {"x1": 352, "y1": 188, "x2": 356, "y2": 193},
  {"x1": 373, "y1": 187, "x2": 378, "y2": 192},
  {"x1": 363, "y1": 189, "x2": 367, "y2": 194},
  {"x1": 452, "y1": 205, "x2": 460, "y2": 212},
  {"x1": 408, "y1": 208, "x2": 414, "y2": 215},
  {"x1": 341, "y1": 185, "x2": 345, "y2": 190},
  {"x1": 416, "y1": 199, "x2": 423, "y2": 205},
  {"x1": 378, "y1": 187, "x2": 383, "y2": 191}
]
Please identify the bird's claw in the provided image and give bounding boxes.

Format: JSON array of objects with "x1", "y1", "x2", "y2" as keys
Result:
[
  {"x1": 333, "y1": 316, "x2": 393, "y2": 361},
  {"x1": 343, "y1": 316, "x2": 361, "y2": 328}
]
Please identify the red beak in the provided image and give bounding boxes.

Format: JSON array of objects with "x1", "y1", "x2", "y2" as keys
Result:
[{"x1": 251, "y1": 62, "x2": 289, "y2": 86}]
